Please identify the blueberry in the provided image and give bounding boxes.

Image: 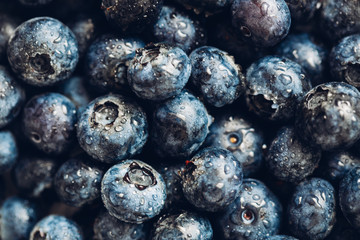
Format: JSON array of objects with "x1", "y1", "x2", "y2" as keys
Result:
[
  {"x1": 153, "y1": 6, "x2": 207, "y2": 53},
  {"x1": 205, "y1": 112, "x2": 264, "y2": 176},
  {"x1": 14, "y1": 157, "x2": 58, "y2": 197},
  {"x1": 0, "y1": 131, "x2": 17, "y2": 174},
  {"x1": 339, "y1": 166, "x2": 360, "y2": 230},
  {"x1": 320, "y1": 0, "x2": 360, "y2": 43},
  {"x1": 101, "y1": 0, "x2": 163, "y2": 33},
  {"x1": 285, "y1": 0, "x2": 321, "y2": 22},
  {"x1": 295, "y1": 82, "x2": 360, "y2": 151},
  {"x1": 245, "y1": 56, "x2": 311, "y2": 121},
  {"x1": 22, "y1": 93, "x2": 77, "y2": 155},
  {"x1": 266, "y1": 236, "x2": 298, "y2": 240},
  {"x1": 266, "y1": 126, "x2": 321, "y2": 183},
  {"x1": 29, "y1": 215, "x2": 83, "y2": 240},
  {"x1": 288, "y1": 178, "x2": 336, "y2": 240},
  {"x1": 93, "y1": 210, "x2": 148, "y2": 240},
  {"x1": 127, "y1": 43, "x2": 191, "y2": 101},
  {"x1": 7, "y1": 17, "x2": 79, "y2": 87},
  {"x1": 0, "y1": 196, "x2": 38, "y2": 240},
  {"x1": 101, "y1": 160, "x2": 166, "y2": 223},
  {"x1": 54, "y1": 158, "x2": 104, "y2": 207},
  {"x1": 231, "y1": 0, "x2": 291, "y2": 47},
  {"x1": 218, "y1": 178, "x2": 283, "y2": 240},
  {"x1": 189, "y1": 46, "x2": 245, "y2": 107},
  {"x1": 181, "y1": 147, "x2": 243, "y2": 212},
  {"x1": 77, "y1": 94, "x2": 148, "y2": 164},
  {"x1": 151, "y1": 211, "x2": 213, "y2": 240},
  {"x1": 86, "y1": 34, "x2": 144, "y2": 93},
  {"x1": 0, "y1": 65, "x2": 25, "y2": 128},
  {"x1": 276, "y1": 33, "x2": 328, "y2": 86},
  {"x1": 151, "y1": 90, "x2": 213, "y2": 158},
  {"x1": 0, "y1": 14, "x2": 18, "y2": 61},
  {"x1": 329, "y1": 34, "x2": 360, "y2": 88}
]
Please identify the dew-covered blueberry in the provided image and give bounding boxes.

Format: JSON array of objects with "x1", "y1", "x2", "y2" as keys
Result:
[
  {"x1": 86, "y1": 34, "x2": 144, "y2": 93},
  {"x1": 101, "y1": 160, "x2": 166, "y2": 223},
  {"x1": 7, "y1": 17, "x2": 79, "y2": 87},
  {"x1": 0, "y1": 131, "x2": 18, "y2": 174},
  {"x1": 22, "y1": 93, "x2": 77, "y2": 155},
  {"x1": 77, "y1": 94, "x2": 148, "y2": 164},
  {"x1": 288, "y1": 178, "x2": 336, "y2": 240},
  {"x1": 296, "y1": 82, "x2": 360, "y2": 151},
  {"x1": 245, "y1": 56, "x2": 311, "y2": 121},
  {"x1": 151, "y1": 90, "x2": 213, "y2": 158},
  {"x1": 189, "y1": 46, "x2": 245, "y2": 107},
  {"x1": 218, "y1": 178, "x2": 283, "y2": 240},
  {"x1": 127, "y1": 43, "x2": 191, "y2": 101}
]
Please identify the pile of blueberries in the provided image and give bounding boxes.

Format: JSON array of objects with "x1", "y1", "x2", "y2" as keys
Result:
[{"x1": 1, "y1": 0, "x2": 360, "y2": 239}]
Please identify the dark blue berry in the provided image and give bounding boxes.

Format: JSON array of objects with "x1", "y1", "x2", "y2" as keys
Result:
[
  {"x1": 0, "y1": 196, "x2": 38, "y2": 240},
  {"x1": 0, "y1": 66, "x2": 25, "y2": 128},
  {"x1": 0, "y1": 131, "x2": 17, "y2": 174},
  {"x1": 101, "y1": 160, "x2": 166, "y2": 223},
  {"x1": 101, "y1": 0, "x2": 163, "y2": 33},
  {"x1": 54, "y1": 158, "x2": 104, "y2": 207},
  {"x1": 231, "y1": 0, "x2": 291, "y2": 47},
  {"x1": 296, "y1": 82, "x2": 360, "y2": 151},
  {"x1": 288, "y1": 178, "x2": 336, "y2": 240},
  {"x1": 276, "y1": 33, "x2": 327, "y2": 86},
  {"x1": 93, "y1": 210, "x2": 148, "y2": 240},
  {"x1": 339, "y1": 166, "x2": 360, "y2": 230},
  {"x1": 127, "y1": 43, "x2": 191, "y2": 101},
  {"x1": 189, "y1": 46, "x2": 245, "y2": 107},
  {"x1": 218, "y1": 178, "x2": 283, "y2": 240},
  {"x1": 22, "y1": 93, "x2": 77, "y2": 155},
  {"x1": 77, "y1": 94, "x2": 148, "y2": 164},
  {"x1": 7, "y1": 17, "x2": 79, "y2": 86},
  {"x1": 266, "y1": 126, "x2": 321, "y2": 182},
  {"x1": 151, "y1": 211, "x2": 213, "y2": 240},
  {"x1": 86, "y1": 34, "x2": 144, "y2": 93},
  {"x1": 153, "y1": 6, "x2": 207, "y2": 53},
  {"x1": 285, "y1": 0, "x2": 321, "y2": 22},
  {"x1": 14, "y1": 157, "x2": 58, "y2": 197},
  {"x1": 205, "y1": 112, "x2": 264, "y2": 176},
  {"x1": 245, "y1": 56, "x2": 311, "y2": 121},
  {"x1": 151, "y1": 90, "x2": 213, "y2": 158},
  {"x1": 29, "y1": 215, "x2": 83, "y2": 240},
  {"x1": 329, "y1": 34, "x2": 360, "y2": 88}
]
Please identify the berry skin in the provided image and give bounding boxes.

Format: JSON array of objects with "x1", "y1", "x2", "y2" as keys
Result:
[
  {"x1": 153, "y1": 6, "x2": 207, "y2": 53},
  {"x1": 0, "y1": 131, "x2": 18, "y2": 174},
  {"x1": 151, "y1": 211, "x2": 213, "y2": 240},
  {"x1": 276, "y1": 33, "x2": 327, "y2": 86},
  {"x1": 101, "y1": 160, "x2": 166, "y2": 224},
  {"x1": 288, "y1": 178, "x2": 336, "y2": 240},
  {"x1": 205, "y1": 112, "x2": 264, "y2": 176},
  {"x1": 266, "y1": 126, "x2": 321, "y2": 183},
  {"x1": 77, "y1": 94, "x2": 148, "y2": 164},
  {"x1": 296, "y1": 82, "x2": 360, "y2": 151},
  {"x1": 266, "y1": 236, "x2": 298, "y2": 240},
  {"x1": 7, "y1": 17, "x2": 79, "y2": 87},
  {"x1": 22, "y1": 93, "x2": 77, "y2": 155},
  {"x1": 231, "y1": 0, "x2": 291, "y2": 47},
  {"x1": 101, "y1": 0, "x2": 163, "y2": 33},
  {"x1": 14, "y1": 157, "x2": 58, "y2": 197},
  {"x1": 29, "y1": 215, "x2": 83, "y2": 240},
  {"x1": 127, "y1": 43, "x2": 191, "y2": 101},
  {"x1": 218, "y1": 178, "x2": 283, "y2": 240},
  {"x1": 0, "y1": 196, "x2": 38, "y2": 240},
  {"x1": 54, "y1": 158, "x2": 104, "y2": 207},
  {"x1": 151, "y1": 90, "x2": 213, "y2": 158},
  {"x1": 0, "y1": 66, "x2": 25, "y2": 128},
  {"x1": 93, "y1": 211, "x2": 148, "y2": 240},
  {"x1": 329, "y1": 34, "x2": 360, "y2": 88},
  {"x1": 86, "y1": 34, "x2": 145, "y2": 93},
  {"x1": 181, "y1": 147, "x2": 243, "y2": 212},
  {"x1": 189, "y1": 46, "x2": 245, "y2": 107},
  {"x1": 245, "y1": 56, "x2": 311, "y2": 121},
  {"x1": 285, "y1": 0, "x2": 321, "y2": 22},
  {"x1": 339, "y1": 166, "x2": 360, "y2": 230},
  {"x1": 0, "y1": 14, "x2": 18, "y2": 61}
]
